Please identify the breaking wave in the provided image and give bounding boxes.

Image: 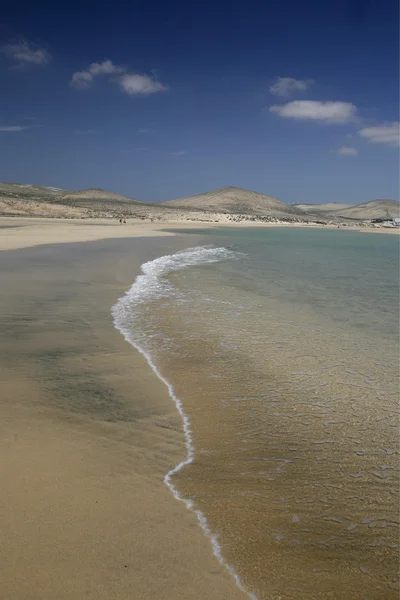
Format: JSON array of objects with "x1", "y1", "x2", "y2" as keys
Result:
[{"x1": 111, "y1": 246, "x2": 256, "y2": 599}]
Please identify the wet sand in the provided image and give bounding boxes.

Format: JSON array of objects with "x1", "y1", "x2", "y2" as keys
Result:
[
  {"x1": 161, "y1": 317, "x2": 399, "y2": 600},
  {"x1": 0, "y1": 237, "x2": 246, "y2": 600}
]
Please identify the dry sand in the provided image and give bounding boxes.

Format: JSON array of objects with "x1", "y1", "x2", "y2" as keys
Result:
[
  {"x1": 0, "y1": 218, "x2": 181, "y2": 251},
  {"x1": 0, "y1": 234, "x2": 247, "y2": 600}
]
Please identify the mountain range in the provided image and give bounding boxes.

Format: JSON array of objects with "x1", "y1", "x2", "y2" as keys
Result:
[{"x1": 0, "y1": 182, "x2": 398, "y2": 221}]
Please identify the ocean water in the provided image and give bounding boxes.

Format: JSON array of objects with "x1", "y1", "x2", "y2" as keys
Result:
[{"x1": 112, "y1": 227, "x2": 399, "y2": 600}]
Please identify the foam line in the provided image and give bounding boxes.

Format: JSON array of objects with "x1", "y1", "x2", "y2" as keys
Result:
[{"x1": 111, "y1": 246, "x2": 256, "y2": 600}]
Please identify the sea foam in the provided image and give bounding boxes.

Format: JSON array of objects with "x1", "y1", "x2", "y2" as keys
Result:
[{"x1": 111, "y1": 246, "x2": 256, "y2": 600}]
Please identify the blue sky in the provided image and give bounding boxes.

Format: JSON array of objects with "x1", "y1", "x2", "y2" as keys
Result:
[{"x1": 0, "y1": 0, "x2": 398, "y2": 203}]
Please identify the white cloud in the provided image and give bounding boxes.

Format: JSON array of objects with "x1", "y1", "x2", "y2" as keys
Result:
[
  {"x1": 70, "y1": 60, "x2": 168, "y2": 96},
  {"x1": 270, "y1": 100, "x2": 357, "y2": 124},
  {"x1": 70, "y1": 60, "x2": 123, "y2": 89},
  {"x1": 89, "y1": 60, "x2": 123, "y2": 75},
  {"x1": 120, "y1": 74, "x2": 168, "y2": 95},
  {"x1": 70, "y1": 71, "x2": 94, "y2": 89},
  {"x1": 269, "y1": 77, "x2": 313, "y2": 96},
  {"x1": 358, "y1": 122, "x2": 399, "y2": 147},
  {"x1": 3, "y1": 41, "x2": 50, "y2": 66},
  {"x1": 0, "y1": 125, "x2": 32, "y2": 132},
  {"x1": 337, "y1": 146, "x2": 358, "y2": 156}
]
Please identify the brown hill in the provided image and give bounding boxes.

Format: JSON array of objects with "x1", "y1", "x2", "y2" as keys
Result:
[
  {"x1": 162, "y1": 186, "x2": 301, "y2": 216},
  {"x1": 0, "y1": 181, "x2": 398, "y2": 222},
  {"x1": 0, "y1": 182, "x2": 69, "y2": 200},
  {"x1": 295, "y1": 203, "x2": 352, "y2": 212},
  {"x1": 326, "y1": 199, "x2": 400, "y2": 220},
  {"x1": 0, "y1": 183, "x2": 142, "y2": 218},
  {"x1": 59, "y1": 188, "x2": 142, "y2": 205}
]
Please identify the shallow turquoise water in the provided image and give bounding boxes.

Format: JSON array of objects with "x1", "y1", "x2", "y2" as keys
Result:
[
  {"x1": 114, "y1": 227, "x2": 399, "y2": 599},
  {"x1": 174, "y1": 227, "x2": 399, "y2": 340}
]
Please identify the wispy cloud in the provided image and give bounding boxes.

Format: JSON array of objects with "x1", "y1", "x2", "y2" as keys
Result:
[
  {"x1": 167, "y1": 150, "x2": 187, "y2": 157},
  {"x1": 269, "y1": 77, "x2": 314, "y2": 97},
  {"x1": 70, "y1": 60, "x2": 124, "y2": 89},
  {"x1": 270, "y1": 100, "x2": 357, "y2": 124},
  {"x1": 3, "y1": 40, "x2": 50, "y2": 66},
  {"x1": 0, "y1": 125, "x2": 33, "y2": 132},
  {"x1": 70, "y1": 60, "x2": 168, "y2": 95},
  {"x1": 337, "y1": 146, "x2": 358, "y2": 156},
  {"x1": 70, "y1": 71, "x2": 94, "y2": 89},
  {"x1": 358, "y1": 122, "x2": 399, "y2": 147},
  {"x1": 89, "y1": 60, "x2": 122, "y2": 75}
]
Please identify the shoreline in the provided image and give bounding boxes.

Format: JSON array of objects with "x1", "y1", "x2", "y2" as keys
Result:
[
  {"x1": 0, "y1": 216, "x2": 397, "y2": 252},
  {"x1": 0, "y1": 236, "x2": 247, "y2": 600},
  {"x1": 0, "y1": 217, "x2": 398, "y2": 599},
  {"x1": 122, "y1": 232, "x2": 398, "y2": 599},
  {"x1": 112, "y1": 247, "x2": 256, "y2": 600}
]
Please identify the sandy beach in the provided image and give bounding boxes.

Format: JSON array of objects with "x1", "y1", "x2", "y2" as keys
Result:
[
  {"x1": 0, "y1": 227, "x2": 247, "y2": 600},
  {"x1": 0, "y1": 217, "x2": 398, "y2": 600},
  {"x1": 0, "y1": 216, "x2": 397, "y2": 253}
]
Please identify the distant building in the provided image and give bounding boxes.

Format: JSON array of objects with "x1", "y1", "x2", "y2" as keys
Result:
[{"x1": 370, "y1": 217, "x2": 400, "y2": 226}]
